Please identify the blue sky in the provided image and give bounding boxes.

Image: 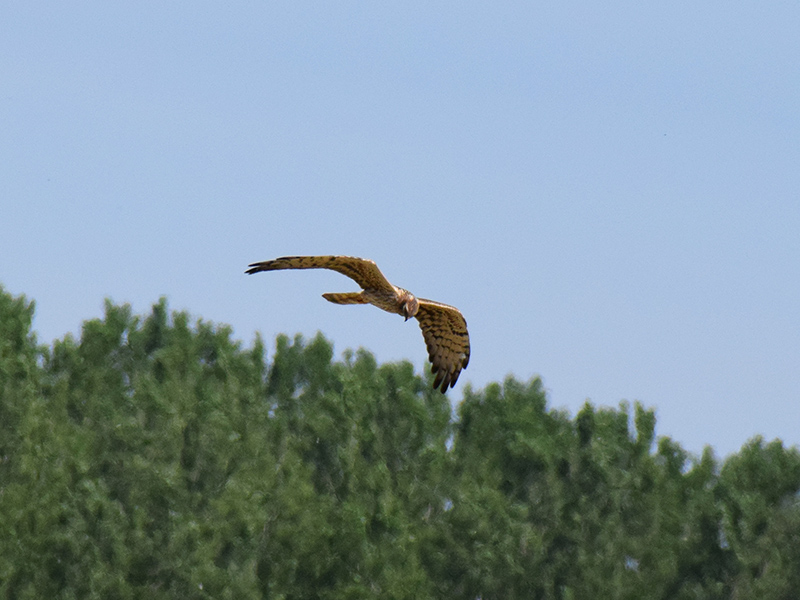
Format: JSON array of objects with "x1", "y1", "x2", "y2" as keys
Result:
[{"x1": 2, "y1": 2, "x2": 798, "y2": 458}]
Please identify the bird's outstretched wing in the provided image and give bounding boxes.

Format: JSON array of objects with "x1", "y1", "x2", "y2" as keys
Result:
[
  {"x1": 246, "y1": 255, "x2": 395, "y2": 292},
  {"x1": 415, "y1": 299, "x2": 470, "y2": 392}
]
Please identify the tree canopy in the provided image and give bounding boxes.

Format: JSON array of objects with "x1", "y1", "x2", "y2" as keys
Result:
[{"x1": 1, "y1": 285, "x2": 798, "y2": 598}]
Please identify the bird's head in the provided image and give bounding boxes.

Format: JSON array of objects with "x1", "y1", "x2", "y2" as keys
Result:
[{"x1": 401, "y1": 294, "x2": 420, "y2": 321}]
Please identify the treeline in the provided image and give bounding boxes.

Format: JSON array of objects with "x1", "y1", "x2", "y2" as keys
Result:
[{"x1": 1, "y1": 286, "x2": 799, "y2": 599}]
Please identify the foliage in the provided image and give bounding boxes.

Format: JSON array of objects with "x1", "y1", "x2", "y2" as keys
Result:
[{"x1": 1, "y1": 285, "x2": 799, "y2": 598}]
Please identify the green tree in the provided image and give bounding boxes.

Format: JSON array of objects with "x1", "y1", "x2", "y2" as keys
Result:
[
  {"x1": 439, "y1": 377, "x2": 732, "y2": 599},
  {"x1": 720, "y1": 437, "x2": 800, "y2": 599},
  {"x1": 439, "y1": 377, "x2": 576, "y2": 599},
  {"x1": 3, "y1": 286, "x2": 800, "y2": 599},
  {"x1": 0, "y1": 292, "x2": 454, "y2": 598},
  {"x1": 0, "y1": 286, "x2": 41, "y2": 460},
  {"x1": 257, "y1": 333, "x2": 451, "y2": 598},
  {"x1": 2, "y1": 296, "x2": 274, "y2": 598},
  {"x1": 0, "y1": 287, "x2": 54, "y2": 598}
]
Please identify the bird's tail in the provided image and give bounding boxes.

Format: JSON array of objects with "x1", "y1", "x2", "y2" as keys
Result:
[{"x1": 322, "y1": 292, "x2": 369, "y2": 305}]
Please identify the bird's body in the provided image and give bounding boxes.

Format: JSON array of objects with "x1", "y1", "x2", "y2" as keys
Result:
[{"x1": 246, "y1": 255, "x2": 470, "y2": 392}]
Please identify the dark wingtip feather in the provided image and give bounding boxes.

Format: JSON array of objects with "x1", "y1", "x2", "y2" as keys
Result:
[
  {"x1": 245, "y1": 262, "x2": 266, "y2": 274},
  {"x1": 433, "y1": 370, "x2": 453, "y2": 393},
  {"x1": 433, "y1": 371, "x2": 444, "y2": 390}
]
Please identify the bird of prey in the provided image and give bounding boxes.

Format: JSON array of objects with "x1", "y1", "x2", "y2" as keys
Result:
[{"x1": 246, "y1": 255, "x2": 470, "y2": 392}]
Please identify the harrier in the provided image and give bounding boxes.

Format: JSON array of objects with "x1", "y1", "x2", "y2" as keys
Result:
[{"x1": 246, "y1": 255, "x2": 470, "y2": 392}]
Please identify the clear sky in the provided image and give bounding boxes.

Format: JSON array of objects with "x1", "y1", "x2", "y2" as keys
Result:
[{"x1": 2, "y1": 2, "x2": 799, "y2": 458}]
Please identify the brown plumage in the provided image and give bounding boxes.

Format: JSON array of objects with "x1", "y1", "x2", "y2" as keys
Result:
[{"x1": 246, "y1": 255, "x2": 470, "y2": 392}]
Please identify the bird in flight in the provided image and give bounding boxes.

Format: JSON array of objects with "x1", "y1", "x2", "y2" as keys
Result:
[{"x1": 246, "y1": 255, "x2": 470, "y2": 392}]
